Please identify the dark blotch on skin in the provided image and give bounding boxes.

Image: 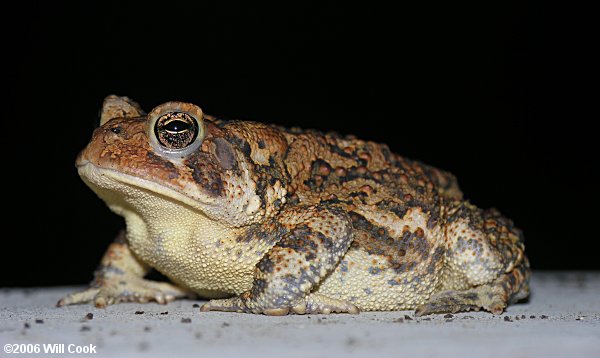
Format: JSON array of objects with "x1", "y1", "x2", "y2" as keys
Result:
[
  {"x1": 369, "y1": 267, "x2": 382, "y2": 275},
  {"x1": 146, "y1": 152, "x2": 179, "y2": 179},
  {"x1": 327, "y1": 142, "x2": 354, "y2": 159},
  {"x1": 305, "y1": 252, "x2": 317, "y2": 261},
  {"x1": 250, "y1": 278, "x2": 269, "y2": 297},
  {"x1": 253, "y1": 157, "x2": 289, "y2": 212},
  {"x1": 278, "y1": 225, "x2": 319, "y2": 253},
  {"x1": 388, "y1": 279, "x2": 401, "y2": 286},
  {"x1": 188, "y1": 152, "x2": 224, "y2": 196},
  {"x1": 427, "y1": 247, "x2": 445, "y2": 274},
  {"x1": 227, "y1": 135, "x2": 252, "y2": 158},
  {"x1": 257, "y1": 256, "x2": 275, "y2": 273},
  {"x1": 351, "y1": 212, "x2": 434, "y2": 274}
]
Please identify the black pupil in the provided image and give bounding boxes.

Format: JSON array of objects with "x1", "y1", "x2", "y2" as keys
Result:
[{"x1": 165, "y1": 120, "x2": 189, "y2": 132}]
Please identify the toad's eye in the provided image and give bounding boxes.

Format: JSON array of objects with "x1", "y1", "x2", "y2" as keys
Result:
[
  {"x1": 148, "y1": 102, "x2": 205, "y2": 155},
  {"x1": 154, "y1": 112, "x2": 199, "y2": 149}
]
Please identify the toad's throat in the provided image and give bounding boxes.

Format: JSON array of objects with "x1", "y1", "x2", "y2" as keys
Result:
[
  {"x1": 76, "y1": 163, "x2": 231, "y2": 250},
  {"x1": 77, "y1": 162, "x2": 252, "y2": 297}
]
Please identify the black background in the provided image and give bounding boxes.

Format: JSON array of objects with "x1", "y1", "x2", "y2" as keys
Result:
[{"x1": 3, "y1": 1, "x2": 597, "y2": 287}]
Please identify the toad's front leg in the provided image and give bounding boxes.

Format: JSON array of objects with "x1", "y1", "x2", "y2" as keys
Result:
[
  {"x1": 57, "y1": 231, "x2": 193, "y2": 308},
  {"x1": 201, "y1": 204, "x2": 358, "y2": 315}
]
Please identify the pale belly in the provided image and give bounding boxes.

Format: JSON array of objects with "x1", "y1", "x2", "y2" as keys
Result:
[
  {"x1": 316, "y1": 247, "x2": 444, "y2": 311},
  {"x1": 123, "y1": 211, "x2": 267, "y2": 299}
]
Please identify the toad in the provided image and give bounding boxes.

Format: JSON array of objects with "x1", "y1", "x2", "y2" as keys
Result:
[{"x1": 58, "y1": 95, "x2": 530, "y2": 316}]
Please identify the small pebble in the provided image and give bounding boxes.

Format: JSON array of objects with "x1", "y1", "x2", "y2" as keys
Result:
[
  {"x1": 138, "y1": 342, "x2": 150, "y2": 352},
  {"x1": 530, "y1": 315, "x2": 536, "y2": 319},
  {"x1": 135, "y1": 311, "x2": 144, "y2": 315},
  {"x1": 161, "y1": 311, "x2": 169, "y2": 315},
  {"x1": 221, "y1": 322, "x2": 230, "y2": 327},
  {"x1": 444, "y1": 314, "x2": 454, "y2": 319},
  {"x1": 85, "y1": 313, "x2": 94, "y2": 320},
  {"x1": 521, "y1": 315, "x2": 526, "y2": 319},
  {"x1": 193, "y1": 304, "x2": 200, "y2": 308},
  {"x1": 504, "y1": 316, "x2": 513, "y2": 322},
  {"x1": 181, "y1": 318, "x2": 191, "y2": 323},
  {"x1": 462, "y1": 316, "x2": 474, "y2": 320},
  {"x1": 80, "y1": 326, "x2": 91, "y2": 332},
  {"x1": 541, "y1": 315, "x2": 548, "y2": 319},
  {"x1": 35, "y1": 319, "x2": 44, "y2": 324},
  {"x1": 24, "y1": 323, "x2": 30, "y2": 329},
  {"x1": 404, "y1": 315, "x2": 413, "y2": 321}
]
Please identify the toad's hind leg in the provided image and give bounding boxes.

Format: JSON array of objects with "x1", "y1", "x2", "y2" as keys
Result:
[
  {"x1": 416, "y1": 204, "x2": 530, "y2": 316},
  {"x1": 201, "y1": 204, "x2": 358, "y2": 315},
  {"x1": 415, "y1": 261, "x2": 530, "y2": 316}
]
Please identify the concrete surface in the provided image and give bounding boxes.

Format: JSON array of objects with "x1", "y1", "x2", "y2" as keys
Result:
[{"x1": 1, "y1": 272, "x2": 599, "y2": 358}]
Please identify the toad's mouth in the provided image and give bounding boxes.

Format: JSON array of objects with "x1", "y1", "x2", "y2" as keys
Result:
[
  {"x1": 77, "y1": 157, "x2": 263, "y2": 228},
  {"x1": 76, "y1": 161, "x2": 219, "y2": 214}
]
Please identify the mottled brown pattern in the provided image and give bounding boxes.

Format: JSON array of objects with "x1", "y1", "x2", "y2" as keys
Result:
[{"x1": 61, "y1": 95, "x2": 530, "y2": 316}]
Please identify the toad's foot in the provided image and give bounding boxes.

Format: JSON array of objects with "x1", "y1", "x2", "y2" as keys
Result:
[
  {"x1": 415, "y1": 290, "x2": 486, "y2": 316},
  {"x1": 57, "y1": 276, "x2": 193, "y2": 308},
  {"x1": 200, "y1": 293, "x2": 359, "y2": 315},
  {"x1": 57, "y1": 231, "x2": 194, "y2": 308},
  {"x1": 415, "y1": 262, "x2": 530, "y2": 316}
]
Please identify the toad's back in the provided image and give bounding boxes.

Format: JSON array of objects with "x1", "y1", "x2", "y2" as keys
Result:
[{"x1": 280, "y1": 128, "x2": 463, "y2": 206}]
